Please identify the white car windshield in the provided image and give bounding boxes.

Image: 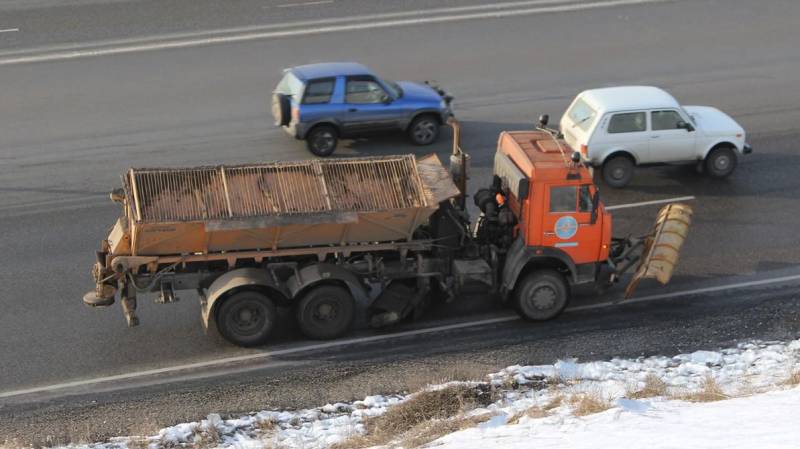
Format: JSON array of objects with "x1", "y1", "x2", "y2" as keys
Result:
[{"x1": 567, "y1": 98, "x2": 597, "y2": 131}]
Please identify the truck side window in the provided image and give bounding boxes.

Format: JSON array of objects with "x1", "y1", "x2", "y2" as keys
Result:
[
  {"x1": 550, "y1": 186, "x2": 577, "y2": 212},
  {"x1": 302, "y1": 78, "x2": 335, "y2": 104},
  {"x1": 607, "y1": 112, "x2": 646, "y2": 133},
  {"x1": 579, "y1": 185, "x2": 593, "y2": 213}
]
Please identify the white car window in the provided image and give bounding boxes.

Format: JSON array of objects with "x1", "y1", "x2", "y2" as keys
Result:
[
  {"x1": 608, "y1": 112, "x2": 646, "y2": 134},
  {"x1": 651, "y1": 110, "x2": 684, "y2": 130}
]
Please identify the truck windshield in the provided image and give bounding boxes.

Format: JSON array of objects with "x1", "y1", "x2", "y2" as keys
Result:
[
  {"x1": 275, "y1": 71, "x2": 305, "y2": 99},
  {"x1": 566, "y1": 98, "x2": 597, "y2": 132}
]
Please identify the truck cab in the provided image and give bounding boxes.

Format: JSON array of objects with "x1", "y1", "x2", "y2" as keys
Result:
[{"x1": 478, "y1": 130, "x2": 612, "y2": 320}]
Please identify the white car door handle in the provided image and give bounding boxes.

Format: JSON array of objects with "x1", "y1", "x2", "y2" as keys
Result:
[{"x1": 651, "y1": 135, "x2": 660, "y2": 139}]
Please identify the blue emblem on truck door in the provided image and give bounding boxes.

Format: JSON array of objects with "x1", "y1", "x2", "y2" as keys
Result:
[{"x1": 555, "y1": 216, "x2": 578, "y2": 240}]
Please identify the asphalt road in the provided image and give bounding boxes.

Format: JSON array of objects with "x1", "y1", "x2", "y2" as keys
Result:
[{"x1": 2, "y1": 0, "x2": 800, "y2": 443}]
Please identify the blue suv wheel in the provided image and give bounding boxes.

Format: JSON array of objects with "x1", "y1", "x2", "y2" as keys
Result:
[{"x1": 306, "y1": 125, "x2": 338, "y2": 157}]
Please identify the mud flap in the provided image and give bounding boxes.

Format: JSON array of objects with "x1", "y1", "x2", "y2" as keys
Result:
[{"x1": 624, "y1": 203, "x2": 693, "y2": 298}]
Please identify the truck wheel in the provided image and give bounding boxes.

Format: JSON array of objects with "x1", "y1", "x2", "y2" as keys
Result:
[
  {"x1": 705, "y1": 146, "x2": 737, "y2": 178},
  {"x1": 408, "y1": 115, "x2": 440, "y2": 145},
  {"x1": 306, "y1": 125, "x2": 338, "y2": 157},
  {"x1": 602, "y1": 156, "x2": 634, "y2": 188},
  {"x1": 216, "y1": 290, "x2": 277, "y2": 347},
  {"x1": 296, "y1": 285, "x2": 355, "y2": 339},
  {"x1": 272, "y1": 93, "x2": 291, "y2": 127},
  {"x1": 514, "y1": 270, "x2": 568, "y2": 321}
]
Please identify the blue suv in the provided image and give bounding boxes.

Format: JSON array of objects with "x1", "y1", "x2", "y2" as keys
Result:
[{"x1": 272, "y1": 62, "x2": 453, "y2": 156}]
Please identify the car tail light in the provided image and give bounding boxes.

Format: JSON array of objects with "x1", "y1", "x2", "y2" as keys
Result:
[
  {"x1": 580, "y1": 144, "x2": 589, "y2": 157},
  {"x1": 291, "y1": 107, "x2": 300, "y2": 122}
]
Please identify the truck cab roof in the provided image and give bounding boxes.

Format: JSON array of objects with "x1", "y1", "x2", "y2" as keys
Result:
[{"x1": 498, "y1": 131, "x2": 593, "y2": 183}]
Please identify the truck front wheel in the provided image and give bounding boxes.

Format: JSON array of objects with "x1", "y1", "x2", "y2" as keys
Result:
[
  {"x1": 296, "y1": 285, "x2": 355, "y2": 340},
  {"x1": 216, "y1": 290, "x2": 277, "y2": 347},
  {"x1": 513, "y1": 270, "x2": 568, "y2": 321}
]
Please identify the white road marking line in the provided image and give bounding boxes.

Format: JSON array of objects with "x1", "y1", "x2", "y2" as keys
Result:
[
  {"x1": 0, "y1": 0, "x2": 577, "y2": 59},
  {"x1": 569, "y1": 273, "x2": 800, "y2": 312},
  {"x1": 0, "y1": 28, "x2": 19, "y2": 33},
  {"x1": 4, "y1": 270, "x2": 800, "y2": 400},
  {"x1": 0, "y1": 315, "x2": 517, "y2": 399},
  {"x1": 277, "y1": 0, "x2": 334, "y2": 7},
  {"x1": 606, "y1": 195, "x2": 695, "y2": 211},
  {"x1": 0, "y1": 0, "x2": 671, "y2": 66}
]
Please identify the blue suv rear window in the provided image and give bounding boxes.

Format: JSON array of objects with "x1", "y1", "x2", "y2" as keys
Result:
[{"x1": 303, "y1": 78, "x2": 335, "y2": 104}]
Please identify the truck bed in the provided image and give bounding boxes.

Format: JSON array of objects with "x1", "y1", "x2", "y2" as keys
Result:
[{"x1": 116, "y1": 154, "x2": 459, "y2": 256}]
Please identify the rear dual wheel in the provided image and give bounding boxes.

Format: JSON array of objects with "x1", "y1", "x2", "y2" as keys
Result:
[
  {"x1": 216, "y1": 290, "x2": 277, "y2": 347},
  {"x1": 296, "y1": 285, "x2": 355, "y2": 340}
]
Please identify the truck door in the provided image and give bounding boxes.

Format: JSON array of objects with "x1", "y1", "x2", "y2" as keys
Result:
[{"x1": 541, "y1": 184, "x2": 602, "y2": 265}]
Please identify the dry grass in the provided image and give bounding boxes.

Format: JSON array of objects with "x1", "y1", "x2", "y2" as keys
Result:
[
  {"x1": 507, "y1": 405, "x2": 550, "y2": 425},
  {"x1": 676, "y1": 376, "x2": 728, "y2": 403},
  {"x1": 397, "y1": 414, "x2": 491, "y2": 448},
  {"x1": 125, "y1": 438, "x2": 152, "y2": 449},
  {"x1": 542, "y1": 393, "x2": 564, "y2": 411},
  {"x1": 192, "y1": 425, "x2": 222, "y2": 449},
  {"x1": 402, "y1": 362, "x2": 494, "y2": 393},
  {"x1": 627, "y1": 374, "x2": 669, "y2": 399},
  {"x1": 9, "y1": 426, "x2": 114, "y2": 449},
  {"x1": 784, "y1": 369, "x2": 800, "y2": 387},
  {"x1": 255, "y1": 416, "x2": 278, "y2": 432},
  {"x1": 568, "y1": 391, "x2": 612, "y2": 416},
  {"x1": 331, "y1": 384, "x2": 495, "y2": 449}
]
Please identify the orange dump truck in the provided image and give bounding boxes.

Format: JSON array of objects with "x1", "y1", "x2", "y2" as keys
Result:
[{"x1": 85, "y1": 121, "x2": 691, "y2": 346}]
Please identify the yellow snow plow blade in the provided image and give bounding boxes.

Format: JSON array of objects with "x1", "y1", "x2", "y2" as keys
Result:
[{"x1": 624, "y1": 203, "x2": 693, "y2": 298}]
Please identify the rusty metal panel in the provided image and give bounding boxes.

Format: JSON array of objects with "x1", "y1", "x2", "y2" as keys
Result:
[
  {"x1": 118, "y1": 155, "x2": 459, "y2": 256},
  {"x1": 127, "y1": 155, "x2": 427, "y2": 223},
  {"x1": 624, "y1": 203, "x2": 693, "y2": 298}
]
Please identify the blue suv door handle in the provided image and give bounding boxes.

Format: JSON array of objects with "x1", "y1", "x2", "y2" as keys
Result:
[{"x1": 348, "y1": 108, "x2": 358, "y2": 112}]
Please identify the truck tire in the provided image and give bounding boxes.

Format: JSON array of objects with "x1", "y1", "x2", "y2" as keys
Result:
[
  {"x1": 216, "y1": 290, "x2": 277, "y2": 347},
  {"x1": 272, "y1": 93, "x2": 291, "y2": 127},
  {"x1": 306, "y1": 125, "x2": 338, "y2": 157},
  {"x1": 513, "y1": 270, "x2": 568, "y2": 321},
  {"x1": 602, "y1": 155, "x2": 634, "y2": 188},
  {"x1": 296, "y1": 285, "x2": 355, "y2": 339},
  {"x1": 705, "y1": 146, "x2": 737, "y2": 178},
  {"x1": 408, "y1": 115, "x2": 440, "y2": 145}
]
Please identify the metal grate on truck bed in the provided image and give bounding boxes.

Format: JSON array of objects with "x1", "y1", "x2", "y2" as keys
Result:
[{"x1": 126, "y1": 155, "x2": 430, "y2": 223}]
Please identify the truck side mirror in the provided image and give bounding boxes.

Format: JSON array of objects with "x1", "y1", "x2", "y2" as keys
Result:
[
  {"x1": 590, "y1": 190, "x2": 600, "y2": 224},
  {"x1": 677, "y1": 120, "x2": 694, "y2": 132},
  {"x1": 538, "y1": 114, "x2": 549, "y2": 127}
]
